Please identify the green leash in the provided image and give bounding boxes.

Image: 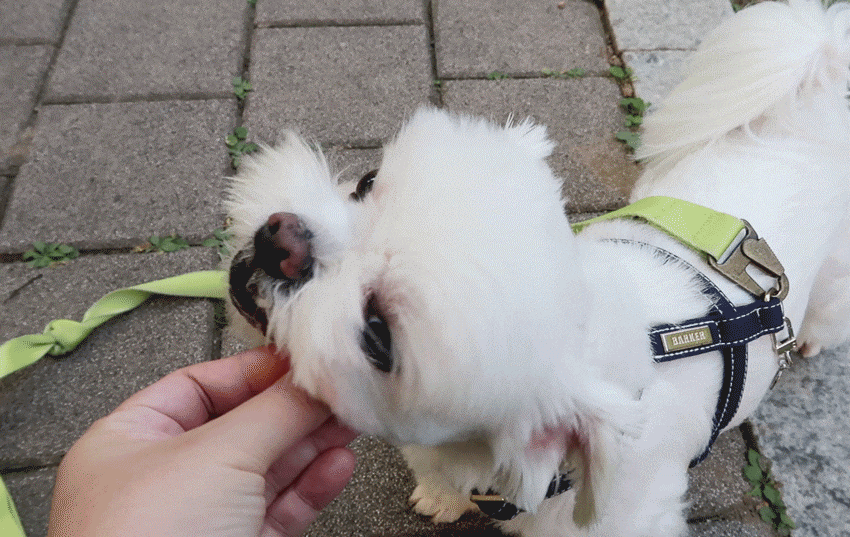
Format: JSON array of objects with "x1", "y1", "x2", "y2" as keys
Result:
[
  {"x1": 0, "y1": 196, "x2": 770, "y2": 535},
  {"x1": 0, "y1": 269, "x2": 228, "y2": 536}
]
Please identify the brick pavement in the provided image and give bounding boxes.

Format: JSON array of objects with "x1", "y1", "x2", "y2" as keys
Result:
[{"x1": 2, "y1": 0, "x2": 838, "y2": 535}]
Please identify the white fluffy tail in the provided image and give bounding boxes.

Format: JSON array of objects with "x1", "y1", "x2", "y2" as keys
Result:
[{"x1": 636, "y1": 0, "x2": 850, "y2": 163}]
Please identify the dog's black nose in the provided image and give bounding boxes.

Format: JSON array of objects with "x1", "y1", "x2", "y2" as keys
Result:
[{"x1": 253, "y1": 212, "x2": 314, "y2": 281}]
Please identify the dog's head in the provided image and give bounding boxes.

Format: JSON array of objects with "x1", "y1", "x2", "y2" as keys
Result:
[{"x1": 225, "y1": 108, "x2": 633, "y2": 519}]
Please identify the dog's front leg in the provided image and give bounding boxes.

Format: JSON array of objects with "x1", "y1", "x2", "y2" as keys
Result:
[
  {"x1": 401, "y1": 443, "x2": 491, "y2": 523},
  {"x1": 589, "y1": 375, "x2": 714, "y2": 537}
]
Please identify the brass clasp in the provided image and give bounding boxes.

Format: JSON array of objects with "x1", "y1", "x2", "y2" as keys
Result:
[{"x1": 708, "y1": 220, "x2": 789, "y2": 301}]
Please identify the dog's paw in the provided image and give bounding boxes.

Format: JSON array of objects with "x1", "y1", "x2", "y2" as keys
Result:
[{"x1": 409, "y1": 483, "x2": 479, "y2": 523}]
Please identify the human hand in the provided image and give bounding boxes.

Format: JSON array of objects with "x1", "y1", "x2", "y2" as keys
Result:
[{"x1": 47, "y1": 345, "x2": 358, "y2": 537}]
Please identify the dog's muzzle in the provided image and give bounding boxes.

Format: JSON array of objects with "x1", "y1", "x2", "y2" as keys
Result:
[{"x1": 229, "y1": 212, "x2": 314, "y2": 335}]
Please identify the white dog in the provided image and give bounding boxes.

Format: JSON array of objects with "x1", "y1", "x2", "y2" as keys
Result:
[{"x1": 224, "y1": 1, "x2": 850, "y2": 535}]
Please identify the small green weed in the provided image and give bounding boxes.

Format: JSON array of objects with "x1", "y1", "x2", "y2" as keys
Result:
[
  {"x1": 616, "y1": 97, "x2": 649, "y2": 151},
  {"x1": 615, "y1": 130, "x2": 641, "y2": 151},
  {"x1": 23, "y1": 242, "x2": 80, "y2": 268},
  {"x1": 486, "y1": 71, "x2": 509, "y2": 80},
  {"x1": 609, "y1": 65, "x2": 634, "y2": 82},
  {"x1": 247, "y1": 0, "x2": 256, "y2": 6},
  {"x1": 232, "y1": 76, "x2": 253, "y2": 100},
  {"x1": 142, "y1": 234, "x2": 190, "y2": 253},
  {"x1": 542, "y1": 68, "x2": 586, "y2": 79},
  {"x1": 226, "y1": 126, "x2": 259, "y2": 168},
  {"x1": 744, "y1": 449, "x2": 795, "y2": 536},
  {"x1": 620, "y1": 97, "x2": 650, "y2": 127},
  {"x1": 203, "y1": 228, "x2": 232, "y2": 258}
]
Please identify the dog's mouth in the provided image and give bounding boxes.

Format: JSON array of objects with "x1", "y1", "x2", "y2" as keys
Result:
[{"x1": 229, "y1": 212, "x2": 315, "y2": 335}]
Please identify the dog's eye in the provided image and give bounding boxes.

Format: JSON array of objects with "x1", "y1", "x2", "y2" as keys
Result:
[
  {"x1": 351, "y1": 169, "x2": 377, "y2": 201},
  {"x1": 361, "y1": 297, "x2": 392, "y2": 373}
]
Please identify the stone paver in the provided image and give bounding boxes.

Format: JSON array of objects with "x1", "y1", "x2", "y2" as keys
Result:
[
  {"x1": 606, "y1": 0, "x2": 734, "y2": 109},
  {"x1": 443, "y1": 77, "x2": 640, "y2": 212},
  {"x1": 687, "y1": 427, "x2": 752, "y2": 519},
  {"x1": 435, "y1": 0, "x2": 609, "y2": 79},
  {"x1": 753, "y1": 344, "x2": 850, "y2": 537},
  {"x1": 0, "y1": 0, "x2": 66, "y2": 44},
  {"x1": 604, "y1": 0, "x2": 733, "y2": 51},
  {"x1": 46, "y1": 0, "x2": 246, "y2": 101},
  {"x1": 0, "y1": 249, "x2": 218, "y2": 466},
  {"x1": 0, "y1": 46, "x2": 52, "y2": 171},
  {"x1": 256, "y1": 0, "x2": 424, "y2": 26},
  {"x1": 0, "y1": 100, "x2": 235, "y2": 252},
  {"x1": 2, "y1": 468, "x2": 55, "y2": 537},
  {"x1": 245, "y1": 25, "x2": 432, "y2": 146}
]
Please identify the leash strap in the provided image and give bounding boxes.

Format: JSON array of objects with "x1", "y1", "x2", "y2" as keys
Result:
[
  {"x1": 0, "y1": 270, "x2": 228, "y2": 379},
  {"x1": 0, "y1": 269, "x2": 228, "y2": 536},
  {"x1": 470, "y1": 472, "x2": 573, "y2": 521}
]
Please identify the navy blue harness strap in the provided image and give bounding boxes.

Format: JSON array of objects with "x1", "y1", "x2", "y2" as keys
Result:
[{"x1": 602, "y1": 239, "x2": 786, "y2": 466}]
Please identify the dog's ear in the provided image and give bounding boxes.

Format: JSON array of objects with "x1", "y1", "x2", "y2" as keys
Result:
[
  {"x1": 503, "y1": 117, "x2": 555, "y2": 162},
  {"x1": 565, "y1": 418, "x2": 616, "y2": 527}
]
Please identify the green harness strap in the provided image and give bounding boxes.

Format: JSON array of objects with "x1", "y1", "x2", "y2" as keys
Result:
[
  {"x1": 0, "y1": 196, "x2": 748, "y2": 535},
  {"x1": 570, "y1": 196, "x2": 745, "y2": 260}
]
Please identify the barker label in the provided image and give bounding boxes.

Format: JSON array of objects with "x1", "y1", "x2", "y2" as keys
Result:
[{"x1": 662, "y1": 325, "x2": 713, "y2": 353}]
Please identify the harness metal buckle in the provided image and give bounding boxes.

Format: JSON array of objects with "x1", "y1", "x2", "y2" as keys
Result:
[
  {"x1": 769, "y1": 316, "x2": 796, "y2": 389},
  {"x1": 707, "y1": 220, "x2": 789, "y2": 301}
]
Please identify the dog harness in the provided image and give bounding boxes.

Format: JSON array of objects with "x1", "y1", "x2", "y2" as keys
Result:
[{"x1": 468, "y1": 196, "x2": 798, "y2": 520}]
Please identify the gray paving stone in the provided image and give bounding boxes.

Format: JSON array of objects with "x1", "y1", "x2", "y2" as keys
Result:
[
  {"x1": 442, "y1": 78, "x2": 641, "y2": 212},
  {"x1": 245, "y1": 25, "x2": 432, "y2": 146},
  {"x1": 0, "y1": 100, "x2": 235, "y2": 252},
  {"x1": 307, "y1": 436, "x2": 497, "y2": 537},
  {"x1": 622, "y1": 50, "x2": 691, "y2": 110},
  {"x1": 256, "y1": 0, "x2": 424, "y2": 26},
  {"x1": 0, "y1": 45, "x2": 52, "y2": 171},
  {"x1": 0, "y1": 248, "x2": 219, "y2": 467},
  {"x1": 45, "y1": 0, "x2": 245, "y2": 101},
  {"x1": 604, "y1": 0, "x2": 733, "y2": 52},
  {"x1": 0, "y1": 0, "x2": 66, "y2": 44},
  {"x1": 435, "y1": 0, "x2": 609, "y2": 79},
  {"x1": 689, "y1": 518, "x2": 777, "y2": 537},
  {"x1": 687, "y1": 427, "x2": 754, "y2": 519},
  {"x1": 752, "y1": 345, "x2": 850, "y2": 537},
  {"x1": 2, "y1": 467, "x2": 55, "y2": 537}
]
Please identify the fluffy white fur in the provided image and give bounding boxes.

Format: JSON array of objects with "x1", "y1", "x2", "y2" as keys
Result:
[{"x1": 224, "y1": 1, "x2": 850, "y2": 535}]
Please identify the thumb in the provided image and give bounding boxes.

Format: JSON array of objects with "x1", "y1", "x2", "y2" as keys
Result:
[{"x1": 183, "y1": 375, "x2": 333, "y2": 474}]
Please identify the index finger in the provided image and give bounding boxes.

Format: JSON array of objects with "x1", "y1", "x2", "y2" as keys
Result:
[{"x1": 116, "y1": 345, "x2": 290, "y2": 432}]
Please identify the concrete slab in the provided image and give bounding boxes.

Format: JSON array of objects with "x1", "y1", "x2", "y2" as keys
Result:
[
  {"x1": 752, "y1": 345, "x2": 850, "y2": 537},
  {"x1": 689, "y1": 518, "x2": 777, "y2": 537},
  {"x1": 245, "y1": 26, "x2": 432, "y2": 146},
  {"x1": 256, "y1": 0, "x2": 424, "y2": 26},
  {"x1": 0, "y1": 45, "x2": 52, "y2": 171},
  {"x1": 435, "y1": 0, "x2": 609, "y2": 79},
  {"x1": 442, "y1": 78, "x2": 641, "y2": 213},
  {"x1": 2, "y1": 467, "x2": 55, "y2": 537},
  {"x1": 308, "y1": 436, "x2": 498, "y2": 537},
  {"x1": 0, "y1": 249, "x2": 218, "y2": 467},
  {"x1": 45, "y1": 0, "x2": 246, "y2": 101},
  {"x1": 604, "y1": 0, "x2": 733, "y2": 52},
  {"x1": 687, "y1": 427, "x2": 753, "y2": 519},
  {"x1": 0, "y1": 100, "x2": 235, "y2": 252},
  {"x1": 0, "y1": 0, "x2": 66, "y2": 44},
  {"x1": 622, "y1": 50, "x2": 691, "y2": 109}
]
